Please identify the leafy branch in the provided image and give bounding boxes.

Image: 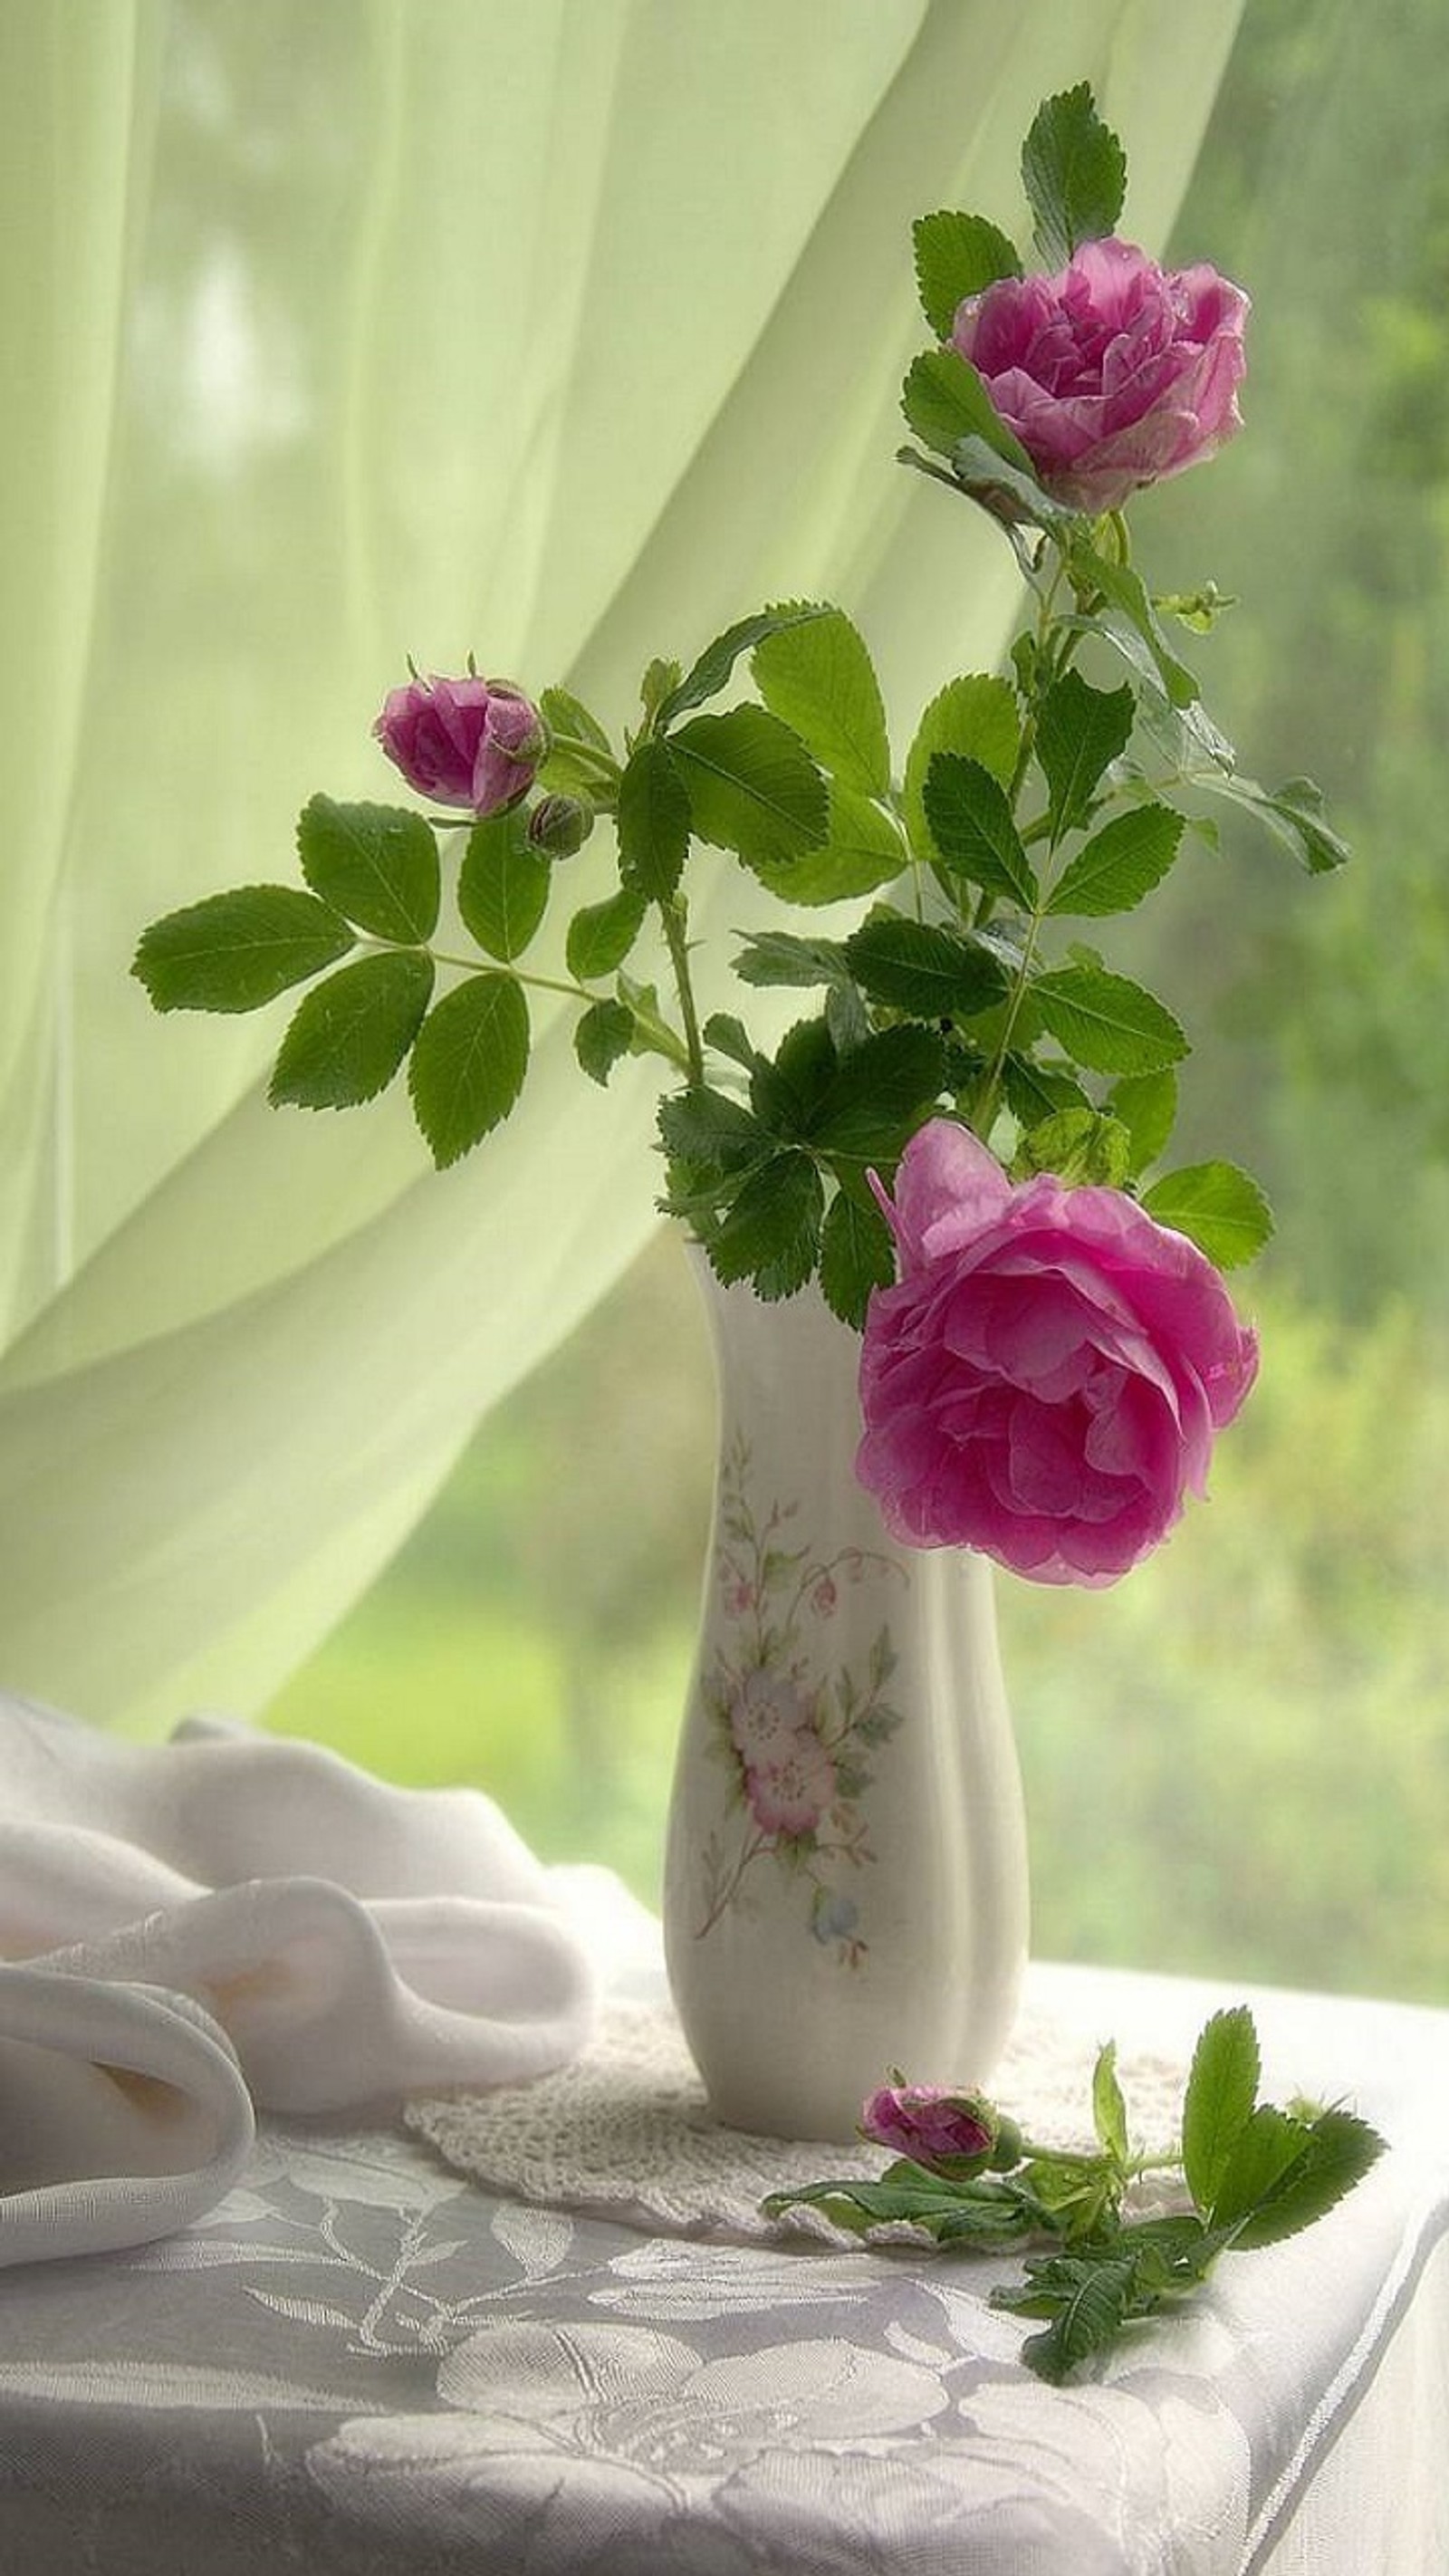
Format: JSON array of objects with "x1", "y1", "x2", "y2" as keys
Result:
[{"x1": 763, "y1": 2005, "x2": 1384, "y2": 2382}]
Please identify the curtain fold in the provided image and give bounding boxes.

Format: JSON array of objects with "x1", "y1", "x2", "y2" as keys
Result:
[{"x1": 0, "y1": 0, "x2": 1243, "y2": 1729}]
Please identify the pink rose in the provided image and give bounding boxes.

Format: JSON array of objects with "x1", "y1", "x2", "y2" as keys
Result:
[
  {"x1": 951, "y1": 236, "x2": 1248, "y2": 514},
  {"x1": 373, "y1": 673, "x2": 544, "y2": 814},
  {"x1": 745, "y1": 1728, "x2": 837, "y2": 1837},
  {"x1": 860, "y1": 2081, "x2": 998, "y2": 2175},
  {"x1": 856, "y1": 1121, "x2": 1258, "y2": 1586}
]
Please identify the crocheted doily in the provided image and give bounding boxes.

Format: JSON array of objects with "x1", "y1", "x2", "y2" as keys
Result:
[{"x1": 405, "y1": 1996, "x2": 1188, "y2": 2246}]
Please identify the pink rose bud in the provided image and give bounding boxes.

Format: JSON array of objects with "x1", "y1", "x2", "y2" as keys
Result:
[
  {"x1": 951, "y1": 236, "x2": 1248, "y2": 514},
  {"x1": 373, "y1": 674, "x2": 546, "y2": 815},
  {"x1": 857, "y1": 1121, "x2": 1258, "y2": 1586},
  {"x1": 860, "y1": 2081, "x2": 999, "y2": 2176},
  {"x1": 527, "y1": 793, "x2": 592, "y2": 859}
]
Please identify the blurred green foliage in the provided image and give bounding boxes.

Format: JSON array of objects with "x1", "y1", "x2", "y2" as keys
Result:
[{"x1": 269, "y1": 0, "x2": 1449, "y2": 2004}]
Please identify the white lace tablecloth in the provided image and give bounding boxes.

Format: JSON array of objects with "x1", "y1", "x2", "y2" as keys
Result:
[{"x1": 2, "y1": 1954, "x2": 1447, "y2": 2575}]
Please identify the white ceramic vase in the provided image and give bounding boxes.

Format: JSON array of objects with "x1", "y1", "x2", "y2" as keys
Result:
[{"x1": 662, "y1": 1254, "x2": 1030, "y2": 2141}]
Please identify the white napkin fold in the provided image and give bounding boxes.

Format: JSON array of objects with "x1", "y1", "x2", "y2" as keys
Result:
[{"x1": 0, "y1": 1693, "x2": 599, "y2": 2268}]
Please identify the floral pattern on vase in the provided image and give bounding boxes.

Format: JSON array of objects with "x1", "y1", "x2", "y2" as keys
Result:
[
  {"x1": 664, "y1": 1256, "x2": 1030, "y2": 2143},
  {"x1": 695, "y1": 1426, "x2": 906, "y2": 1962}
]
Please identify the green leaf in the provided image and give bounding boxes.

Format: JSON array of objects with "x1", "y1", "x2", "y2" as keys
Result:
[
  {"x1": 844, "y1": 914, "x2": 1007, "y2": 1019},
  {"x1": 269, "y1": 949, "x2": 433, "y2": 1111},
  {"x1": 1046, "y1": 806, "x2": 1185, "y2": 918},
  {"x1": 903, "y1": 676, "x2": 1020, "y2": 866},
  {"x1": 1021, "y1": 2254, "x2": 1141, "y2": 2384},
  {"x1": 1036, "y1": 671, "x2": 1135, "y2": 843},
  {"x1": 1033, "y1": 963, "x2": 1187, "y2": 1076},
  {"x1": 752, "y1": 606, "x2": 890, "y2": 796},
  {"x1": 811, "y1": 1024, "x2": 946, "y2": 1162},
  {"x1": 1182, "y1": 2007, "x2": 1262, "y2": 2216},
  {"x1": 1140, "y1": 1161, "x2": 1274, "y2": 1269},
  {"x1": 1022, "y1": 82, "x2": 1127, "y2": 267},
  {"x1": 667, "y1": 705, "x2": 828, "y2": 875},
  {"x1": 539, "y1": 685, "x2": 611, "y2": 753},
  {"x1": 923, "y1": 754, "x2": 1038, "y2": 908},
  {"x1": 1001, "y1": 1054, "x2": 1092, "y2": 1126},
  {"x1": 1012, "y1": 1107, "x2": 1132, "y2": 1188},
  {"x1": 751, "y1": 1017, "x2": 839, "y2": 1140},
  {"x1": 573, "y1": 996, "x2": 636, "y2": 1087},
  {"x1": 296, "y1": 795, "x2": 441, "y2": 943},
  {"x1": 616, "y1": 735, "x2": 692, "y2": 902},
  {"x1": 707, "y1": 1149, "x2": 825, "y2": 1300},
  {"x1": 655, "y1": 601, "x2": 828, "y2": 728},
  {"x1": 913, "y1": 208, "x2": 1023, "y2": 335},
  {"x1": 1106, "y1": 1068, "x2": 1177, "y2": 1176},
  {"x1": 132, "y1": 885, "x2": 356, "y2": 1014},
  {"x1": 565, "y1": 887, "x2": 648, "y2": 982},
  {"x1": 702, "y1": 1012, "x2": 760, "y2": 1072},
  {"x1": 901, "y1": 347, "x2": 1034, "y2": 471},
  {"x1": 1208, "y1": 2105, "x2": 1313, "y2": 2235},
  {"x1": 819, "y1": 1188, "x2": 896, "y2": 1329},
  {"x1": 752, "y1": 780, "x2": 907, "y2": 906},
  {"x1": 948, "y1": 435, "x2": 1084, "y2": 533},
  {"x1": 1227, "y1": 2109, "x2": 1386, "y2": 2251},
  {"x1": 732, "y1": 929, "x2": 852, "y2": 989},
  {"x1": 1091, "y1": 2042, "x2": 1130, "y2": 2165},
  {"x1": 458, "y1": 811, "x2": 552, "y2": 961},
  {"x1": 408, "y1": 972, "x2": 529, "y2": 1167},
  {"x1": 657, "y1": 1085, "x2": 769, "y2": 1177},
  {"x1": 1202, "y1": 771, "x2": 1351, "y2": 875},
  {"x1": 1065, "y1": 544, "x2": 1199, "y2": 710}
]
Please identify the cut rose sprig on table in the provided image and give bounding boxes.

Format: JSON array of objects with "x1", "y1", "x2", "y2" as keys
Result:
[
  {"x1": 131, "y1": 82, "x2": 1348, "y2": 1586},
  {"x1": 763, "y1": 2005, "x2": 1386, "y2": 2384}
]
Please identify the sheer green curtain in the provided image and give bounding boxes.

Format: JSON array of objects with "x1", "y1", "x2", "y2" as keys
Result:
[{"x1": 0, "y1": 0, "x2": 1243, "y2": 1732}]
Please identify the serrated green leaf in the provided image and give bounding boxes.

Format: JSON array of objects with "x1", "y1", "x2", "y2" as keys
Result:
[
  {"x1": 844, "y1": 915, "x2": 1006, "y2": 1019},
  {"x1": 655, "y1": 601, "x2": 828, "y2": 728},
  {"x1": 1022, "y1": 82, "x2": 1127, "y2": 267},
  {"x1": 752, "y1": 780, "x2": 907, "y2": 906},
  {"x1": 1207, "y1": 2104, "x2": 1311, "y2": 2235},
  {"x1": 1022, "y1": 2254, "x2": 1141, "y2": 2383},
  {"x1": 617, "y1": 735, "x2": 691, "y2": 901},
  {"x1": 1036, "y1": 671, "x2": 1135, "y2": 843},
  {"x1": 1001, "y1": 1054, "x2": 1092, "y2": 1126},
  {"x1": 702, "y1": 1012, "x2": 759, "y2": 1072},
  {"x1": 923, "y1": 754, "x2": 1037, "y2": 908},
  {"x1": 269, "y1": 948, "x2": 433, "y2": 1111},
  {"x1": 732, "y1": 930, "x2": 852, "y2": 990},
  {"x1": 901, "y1": 347, "x2": 1034, "y2": 470},
  {"x1": 573, "y1": 996, "x2": 635, "y2": 1087},
  {"x1": 1182, "y1": 2007, "x2": 1262, "y2": 2216},
  {"x1": 912, "y1": 208, "x2": 1023, "y2": 335},
  {"x1": 296, "y1": 796, "x2": 441, "y2": 944},
  {"x1": 751, "y1": 1016, "x2": 838, "y2": 1140},
  {"x1": 949, "y1": 435, "x2": 1083, "y2": 533},
  {"x1": 458, "y1": 810, "x2": 552, "y2": 961},
  {"x1": 667, "y1": 705, "x2": 828, "y2": 875},
  {"x1": 1201, "y1": 770, "x2": 1350, "y2": 875},
  {"x1": 1033, "y1": 963, "x2": 1187, "y2": 1076},
  {"x1": 565, "y1": 887, "x2": 648, "y2": 982},
  {"x1": 408, "y1": 973, "x2": 529, "y2": 1167},
  {"x1": 752, "y1": 606, "x2": 890, "y2": 796},
  {"x1": 1141, "y1": 1162, "x2": 1273, "y2": 1269},
  {"x1": 1047, "y1": 806, "x2": 1185, "y2": 918},
  {"x1": 1107, "y1": 1068, "x2": 1178, "y2": 1176},
  {"x1": 1227, "y1": 2109, "x2": 1386, "y2": 2251},
  {"x1": 819, "y1": 1188, "x2": 896, "y2": 1329},
  {"x1": 903, "y1": 675, "x2": 1020, "y2": 869},
  {"x1": 132, "y1": 885, "x2": 356, "y2": 1014},
  {"x1": 657, "y1": 1085, "x2": 769, "y2": 1177},
  {"x1": 811, "y1": 1024, "x2": 946, "y2": 1162},
  {"x1": 707, "y1": 1149, "x2": 824, "y2": 1299}
]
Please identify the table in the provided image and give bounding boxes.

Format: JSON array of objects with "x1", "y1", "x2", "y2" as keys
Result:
[{"x1": 2, "y1": 1961, "x2": 1446, "y2": 2575}]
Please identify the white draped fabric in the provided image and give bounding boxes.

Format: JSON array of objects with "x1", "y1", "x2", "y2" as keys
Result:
[{"x1": 0, "y1": 0, "x2": 1243, "y2": 1732}]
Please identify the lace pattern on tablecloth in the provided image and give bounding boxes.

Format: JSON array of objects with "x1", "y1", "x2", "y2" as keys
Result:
[{"x1": 405, "y1": 1996, "x2": 1188, "y2": 2244}]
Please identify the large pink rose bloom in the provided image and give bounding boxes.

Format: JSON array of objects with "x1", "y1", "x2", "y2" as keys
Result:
[
  {"x1": 951, "y1": 236, "x2": 1248, "y2": 514},
  {"x1": 856, "y1": 1122, "x2": 1258, "y2": 1586},
  {"x1": 373, "y1": 673, "x2": 544, "y2": 814}
]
